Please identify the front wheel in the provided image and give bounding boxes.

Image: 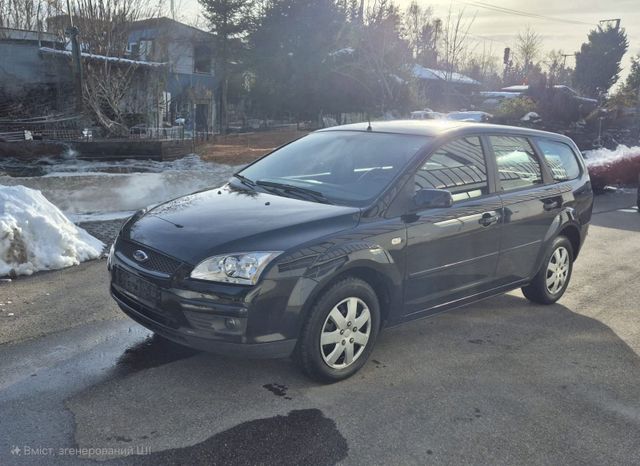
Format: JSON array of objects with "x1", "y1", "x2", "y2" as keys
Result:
[
  {"x1": 522, "y1": 236, "x2": 574, "y2": 304},
  {"x1": 295, "y1": 277, "x2": 380, "y2": 383}
]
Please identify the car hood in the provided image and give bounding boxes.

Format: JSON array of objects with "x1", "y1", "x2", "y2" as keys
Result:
[{"x1": 123, "y1": 185, "x2": 361, "y2": 265}]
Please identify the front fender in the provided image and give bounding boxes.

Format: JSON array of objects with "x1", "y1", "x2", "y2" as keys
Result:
[{"x1": 282, "y1": 240, "x2": 404, "y2": 334}]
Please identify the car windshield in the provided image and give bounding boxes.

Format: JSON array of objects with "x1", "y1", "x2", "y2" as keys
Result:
[{"x1": 237, "y1": 131, "x2": 429, "y2": 207}]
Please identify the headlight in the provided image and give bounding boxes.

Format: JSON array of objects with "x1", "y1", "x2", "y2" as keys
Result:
[{"x1": 190, "y1": 252, "x2": 282, "y2": 285}]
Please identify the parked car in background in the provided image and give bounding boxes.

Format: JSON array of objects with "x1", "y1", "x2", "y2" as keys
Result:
[
  {"x1": 499, "y1": 84, "x2": 598, "y2": 120},
  {"x1": 446, "y1": 111, "x2": 493, "y2": 122},
  {"x1": 109, "y1": 120, "x2": 593, "y2": 382},
  {"x1": 477, "y1": 91, "x2": 521, "y2": 111},
  {"x1": 410, "y1": 109, "x2": 445, "y2": 120}
]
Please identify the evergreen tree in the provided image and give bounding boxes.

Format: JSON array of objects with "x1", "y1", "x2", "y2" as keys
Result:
[
  {"x1": 248, "y1": 0, "x2": 347, "y2": 121},
  {"x1": 574, "y1": 25, "x2": 628, "y2": 97}
]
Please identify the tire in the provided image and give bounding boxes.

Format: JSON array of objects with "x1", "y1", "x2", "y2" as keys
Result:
[
  {"x1": 295, "y1": 277, "x2": 380, "y2": 383},
  {"x1": 522, "y1": 236, "x2": 574, "y2": 305}
]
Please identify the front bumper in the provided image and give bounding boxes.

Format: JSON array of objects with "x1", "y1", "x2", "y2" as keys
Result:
[
  {"x1": 109, "y1": 243, "x2": 298, "y2": 359},
  {"x1": 112, "y1": 289, "x2": 296, "y2": 358}
]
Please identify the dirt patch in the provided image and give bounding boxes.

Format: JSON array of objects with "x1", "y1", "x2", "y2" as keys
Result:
[{"x1": 195, "y1": 129, "x2": 308, "y2": 165}]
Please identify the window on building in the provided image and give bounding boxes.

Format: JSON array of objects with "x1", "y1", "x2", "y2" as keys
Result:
[
  {"x1": 415, "y1": 137, "x2": 489, "y2": 202},
  {"x1": 491, "y1": 136, "x2": 542, "y2": 191},
  {"x1": 128, "y1": 42, "x2": 140, "y2": 58},
  {"x1": 536, "y1": 138, "x2": 581, "y2": 181},
  {"x1": 138, "y1": 39, "x2": 154, "y2": 61},
  {"x1": 194, "y1": 44, "x2": 212, "y2": 73}
]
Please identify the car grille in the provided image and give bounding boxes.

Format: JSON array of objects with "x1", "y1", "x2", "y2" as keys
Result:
[
  {"x1": 112, "y1": 286, "x2": 186, "y2": 330},
  {"x1": 117, "y1": 239, "x2": 183, "y2": 275}
]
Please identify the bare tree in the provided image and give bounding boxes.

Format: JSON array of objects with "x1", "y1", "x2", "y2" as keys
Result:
[
  {"x1": 68, "y1": 0, "x2": 161, "y2": 136},
  {"x1": 544, "y1": 49, "x2": 573, "y2": 85},
  {"x1": 0, "y1": 0, "x2": 64, "y2": 31},
  {"x1": 515, "y1": 25, "x2": 542, "y2": 72},
  {"x1": 440, "y1": 5, "x2": 475, "y2": 79},
  {"x1": 462, "y1": 41, "x2": 500, "y2": 86},
  {"x1": 403, "y1": 0, "x2": 436, "y2": 66},
  {"x1": 358, "y1": 0, "x2": 411, "y2": 113}
]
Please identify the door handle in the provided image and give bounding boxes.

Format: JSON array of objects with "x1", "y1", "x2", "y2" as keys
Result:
[
  {"x1": 542, "y1": 199, "x2": 560, "y2": 211},
  {"x1": 479, "y1": 212, "x2": 499, "y2": 226}
]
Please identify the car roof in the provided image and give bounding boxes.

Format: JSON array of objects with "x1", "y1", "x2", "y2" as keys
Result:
[{"x1": 316, "y1": 119, "x2": 573, "y2": 143}]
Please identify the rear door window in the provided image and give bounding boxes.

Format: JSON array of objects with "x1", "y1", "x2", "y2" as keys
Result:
[
  {"x1": 416, "y1": 136, "x2": 489, "y2": 202},
  {"x1": 490, "y1": 135, "x2": 542, "y2": 191},
  {"x1": 536, "y1": 139, "x2": 581, "y2": 181}
]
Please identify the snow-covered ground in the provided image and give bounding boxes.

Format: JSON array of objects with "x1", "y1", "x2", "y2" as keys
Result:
[
  {"x1": 0, "y1": 154, "x2": 240, "y2": 276},
  {"x1": 0, "y1": 185, "x2": 104, "y2": 276}
]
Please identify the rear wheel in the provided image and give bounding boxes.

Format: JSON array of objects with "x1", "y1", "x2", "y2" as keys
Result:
[
  {"x1": 295, "y1": 277, "x2": 380, "y2": 383},
  {"x1": 522, "y1": 236, "x2": 574, "y2": 304}
]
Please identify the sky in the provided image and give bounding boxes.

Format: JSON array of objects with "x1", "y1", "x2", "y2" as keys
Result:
[{"x1": 181, "y1": 0, "x2": 640, "y2": 84}]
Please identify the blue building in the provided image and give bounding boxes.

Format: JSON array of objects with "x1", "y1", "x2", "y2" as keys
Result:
[
  {"x1": 127, "y1": 18, "x2": 217, "y2": 132},
  {"x1": 0, "y1": 28, "x2": 71, "y2": 116}
]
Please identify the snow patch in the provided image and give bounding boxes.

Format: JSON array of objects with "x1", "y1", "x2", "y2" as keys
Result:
[
  {"x1": 0, "y1": 185, "x2": 104, "y2": 277},
  {"x1": 521, "y1": 112, "x2": 540, "y2": 122},
  {"x1": 583, "y1": 145, "x2": 640, "y2": 168}
]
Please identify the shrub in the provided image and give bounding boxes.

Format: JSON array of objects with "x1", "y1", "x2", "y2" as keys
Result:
[{"x1": 495, "y1": 96, "x2": 537, "y2": 120}]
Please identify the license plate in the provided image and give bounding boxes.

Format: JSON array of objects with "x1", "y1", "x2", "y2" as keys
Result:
[{"x1": 115, "y1": 268, "x2": 160, "y2": 305}]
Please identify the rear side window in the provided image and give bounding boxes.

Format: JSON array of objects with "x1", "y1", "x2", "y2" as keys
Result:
[
  {"x1": 415, "y1": 137, "x2": 489, "y2": 202},
  {"x1": 490, "y1": 136, "x2": 542, "y2": 191},
  {"x1": 536, "y1": 139, "x2": 581, "y2": 181}
]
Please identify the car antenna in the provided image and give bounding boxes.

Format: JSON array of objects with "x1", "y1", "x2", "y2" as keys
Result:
[{"x1": 366, "y1": 114, "x2": 372, "y2": 131}]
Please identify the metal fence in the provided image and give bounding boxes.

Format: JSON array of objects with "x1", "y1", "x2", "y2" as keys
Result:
[
  {"x1": 129, "y1": 126, "x2": 185, "y2": 140},
  {"x1": 0, "y1": 129, "x2": 87, "y2": 141},
  {"x1": 0, "y1": 131, "x2": 29, "y2": 142}
]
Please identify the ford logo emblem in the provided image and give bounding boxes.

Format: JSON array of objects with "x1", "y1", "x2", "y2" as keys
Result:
[{"x1": 133, "y1": 250, "x2": 149, "y2": 262}]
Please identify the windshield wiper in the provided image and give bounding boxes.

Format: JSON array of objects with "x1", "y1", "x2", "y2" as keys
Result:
[
  {"x1": 255, "y1": 180, "x2": 333, "y2": 204},
  {"x1": 232, "y1": 173, "x2": 256, "y2": 189}
]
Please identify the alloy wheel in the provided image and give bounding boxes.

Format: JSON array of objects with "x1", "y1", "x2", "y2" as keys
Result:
[
  {"x1": 546, "y1": 246, "x2": 570, "y2": 294},
  {"x1": 320, "y1": 297, "x2": 371, "y2": 369}
]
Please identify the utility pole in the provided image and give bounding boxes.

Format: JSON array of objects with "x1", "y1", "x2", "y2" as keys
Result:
[
  {"x1": 599, "y1": 18, "x2": 621, "y2": 30},
  {"x1": 561, "y1": 53, "x2": 575, "y2": 68},
  {"x1": 433, "y1": 19, "x2": 441, "y2": 67},
  {"x1": 502, "y1": 47, "x2": 511, "y2": 84},
  {"x1": 65, "y1": 0, "x2": 83, "y2": 112}
]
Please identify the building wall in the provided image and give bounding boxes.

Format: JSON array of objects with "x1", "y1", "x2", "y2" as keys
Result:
[
  {"x1": 0, "y1": 41, "x2": 70, "y2": 94},
  {"x1": 168, "y1": 41, "x2": 195, "y2": 75},
  {"x1": 0, "y1": 39, "x2": 72, "y2": 115},
  {"x1": 127, "y1": 21, "x2": 217, "y2": 131}
]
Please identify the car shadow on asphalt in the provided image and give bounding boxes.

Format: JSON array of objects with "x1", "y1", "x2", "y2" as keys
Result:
[{"x1": 65, "y1": 292, "x2": 640, "y2": 464}]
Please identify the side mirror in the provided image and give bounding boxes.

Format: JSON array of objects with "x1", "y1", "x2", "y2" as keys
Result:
[{"x1": 412, "y1": 188, "x2": 453, "y2": 210}]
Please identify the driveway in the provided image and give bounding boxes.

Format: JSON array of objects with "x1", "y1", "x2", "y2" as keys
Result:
[{"x1": 1, "y1": 191, "x2": 639, "y2": 465}]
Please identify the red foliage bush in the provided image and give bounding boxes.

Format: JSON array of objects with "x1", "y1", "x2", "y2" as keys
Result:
[{"x1": 584, "y1": 147, "x2": 640, "y2": 192}]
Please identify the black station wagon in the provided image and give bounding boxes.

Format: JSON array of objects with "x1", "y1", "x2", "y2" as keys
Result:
[{"x1": 109, "y1": 121, "x2": 593, "y2": 382}]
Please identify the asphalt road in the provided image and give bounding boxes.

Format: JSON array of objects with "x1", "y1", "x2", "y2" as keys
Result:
[{"x1": 1, "y1": 191, "x2": 639, "y2": 466}]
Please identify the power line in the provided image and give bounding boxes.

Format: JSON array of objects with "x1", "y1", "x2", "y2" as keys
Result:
[
  {"x1": 467, "y1": 33, "x2": 510, "y2": 46},
  {"x1": 464, "y1": 1, "x2": 597, "y2": 27}
]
